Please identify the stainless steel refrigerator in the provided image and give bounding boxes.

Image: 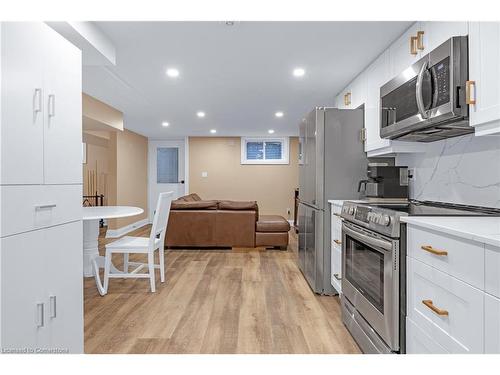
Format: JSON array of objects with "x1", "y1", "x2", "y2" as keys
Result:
[{"x1": 298, "y1": 107, "x2": 367, "y2": 295}]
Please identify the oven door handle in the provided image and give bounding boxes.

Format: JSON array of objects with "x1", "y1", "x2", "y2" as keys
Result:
[
  {"x1": 343, "y1": 224, "x2": 393, "y2": 252},
  {"x1": 416, "y1": 60, "x2": 430, "y2": 119}
]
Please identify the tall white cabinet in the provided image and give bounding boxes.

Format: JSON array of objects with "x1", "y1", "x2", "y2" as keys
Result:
[{"x1": 0, "y1": 22, "x2": 83, "y2": 353}]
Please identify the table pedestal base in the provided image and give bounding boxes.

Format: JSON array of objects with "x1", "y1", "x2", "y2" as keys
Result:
[{"x1": 83, "y1": 219, "x2": 123, "y2": 296}]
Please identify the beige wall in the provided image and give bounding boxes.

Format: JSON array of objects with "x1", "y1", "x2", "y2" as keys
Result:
[
  {"x1": 109, "y1": 129, "x2": 149, "y2": 229},
  {"x1": 189, "y1": 137, "x2": 299, "y2": 219}
]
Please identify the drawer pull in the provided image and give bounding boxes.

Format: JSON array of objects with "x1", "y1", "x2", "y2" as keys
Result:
[
  {"x1": 333, "y1": 213, "x2": 342, "y2": 218},
  {"x1": 35, "y1": 204, "x2": 57, "y2": 210},
  {"x1": 421, "y1": 245, "x2": 448, "y2": 256},
  {"x1": 333, "y1": 273, "x2": 342, "y2": 281},
  {"x1": 422, "y1": 299, "x2": 449, "y2": 316},
  {"x1": 334, "y1": 239, "x2": 342, "y2": 245}
]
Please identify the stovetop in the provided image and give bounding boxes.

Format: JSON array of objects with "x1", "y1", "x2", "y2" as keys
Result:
[
  {"x1": 357, "y1": 200, "x2": 500, "y2": 216},
  {"x1": 341, "y1": 200, "x2": 500, "y2": 238}
]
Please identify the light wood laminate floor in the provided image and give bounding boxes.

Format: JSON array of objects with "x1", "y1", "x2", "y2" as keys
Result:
[{"x1": 84, "y1": 225, "x2": 360, "y2": 354}]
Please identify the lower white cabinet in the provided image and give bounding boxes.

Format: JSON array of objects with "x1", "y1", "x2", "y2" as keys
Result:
[
  {"x1": 329, "y1": 200, "x2": 344, "y2": 293},
  {"x1": 485, "y1": 293, "x2": 500, "y2": 354},
  {"x1": 406, "y1": 317, "x2": 448, "y2": 354},
  {"x1": 407, "y1": 257, "x2": 484, "y2": 353},
  {"x1": 0, "y1": 221, "x2": 83, "y2": 353}
]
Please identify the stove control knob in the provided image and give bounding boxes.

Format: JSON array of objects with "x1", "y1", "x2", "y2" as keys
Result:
[
  {"x1": 381, "y1": 215, "x2": 391, "y2": 226},
  {"x1": 348, "y1": 207, "x2": 355, "y2": 215}
]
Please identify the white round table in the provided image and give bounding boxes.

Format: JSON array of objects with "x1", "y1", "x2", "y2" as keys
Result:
[{"x1": 83, "y1": 206, "x2": 144, "y2": 295}]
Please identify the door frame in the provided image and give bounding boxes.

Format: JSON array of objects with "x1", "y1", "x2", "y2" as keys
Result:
[{"x1": 147, "y1": 137, "x2": 189, "y2": 222}]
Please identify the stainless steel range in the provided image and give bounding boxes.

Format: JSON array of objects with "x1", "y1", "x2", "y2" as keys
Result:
[{"x1": 340, "y1": 200, "x2": 500, "y2": 354}]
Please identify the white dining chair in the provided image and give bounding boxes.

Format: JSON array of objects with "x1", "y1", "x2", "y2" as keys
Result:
[{"x1": 102, "y1": 191, "x2": 173, "y2": 294}]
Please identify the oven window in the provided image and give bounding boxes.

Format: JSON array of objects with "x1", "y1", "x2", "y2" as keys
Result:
[{"x1": 345, "y1": 235, "x2": 385, "y2": 313}]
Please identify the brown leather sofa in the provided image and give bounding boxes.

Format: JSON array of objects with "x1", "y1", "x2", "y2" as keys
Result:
[{"x1": 165, "y1": 193, "x2": 290, "y2": 249}]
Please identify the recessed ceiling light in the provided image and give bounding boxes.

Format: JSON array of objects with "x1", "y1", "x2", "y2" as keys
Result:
[
  {"x1": 275, "y1": 111, "x2": 284, "y2": 118},
  {"x1": 166, "y1": 68, "x2": 180, "y2": 78},
  {"x1": 293, "y1": 67, "x2": 305, "y2": 77},
  {"x1": 197, "y1": 111, "x2": 206, "y2": 118},
  {"x1": 225, "y1": 21, "x2": 235, "y2": 26},
  {"x1": 210, "y1": 129, "x2": 217, "y2": 134},
  {"x1": 162, "y1": 122, "x2": 169, "y2": 127},
  {"x1": 268, "y1": 129, "x2": 275, "y2": 134}
]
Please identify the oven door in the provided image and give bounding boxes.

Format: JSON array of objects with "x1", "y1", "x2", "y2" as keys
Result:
[{"x1": 342, "y1": 222, "x2": 400, "y2": 351}]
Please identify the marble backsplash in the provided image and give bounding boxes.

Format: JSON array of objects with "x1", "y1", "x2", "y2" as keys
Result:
[{"x1": 395, "y1": 134, "x2": 500, "y2": 208}]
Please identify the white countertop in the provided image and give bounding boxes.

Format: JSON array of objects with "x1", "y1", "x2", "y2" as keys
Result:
[{"x1": 401, "y1": 216, "x2": 500, "y2": 248}]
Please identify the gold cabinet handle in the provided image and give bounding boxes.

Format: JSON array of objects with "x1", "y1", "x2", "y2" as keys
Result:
[
  {"x1": 466, "y1": 80, "x2": 476, "y2": 105},
  {"x1": 410, "y1": 36, "x2": 418, "y2": 55},
  {"x1": 422, "y1": 300, "x2": 449, "y2": 316},
  {"x1": 334, "y1": 239, "x2": 342, "y2": 245},
  {"x1": 421, "y1": 245, "x2": 448, "y2": 256},
  {"x1": 333, "y1": 273, "x2": 342, "y2": 281},
  {"x1": 343, "y1": 92, "x2": 351, "y2": 106},
  {"x1": 417, "y1": 31, "x2": 425, "y2": 50}
]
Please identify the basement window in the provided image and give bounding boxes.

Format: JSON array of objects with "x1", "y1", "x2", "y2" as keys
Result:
[{"x1": 241, "y1": 137, "x2": 289, "y2": 165}]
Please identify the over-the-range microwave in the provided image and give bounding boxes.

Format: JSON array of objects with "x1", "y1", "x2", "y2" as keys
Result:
[{"x1": 380, "y1": 36, "x2": 471, "y2": 142}]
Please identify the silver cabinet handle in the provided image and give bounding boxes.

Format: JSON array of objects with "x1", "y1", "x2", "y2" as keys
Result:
[
  {"x1": 35, "y1": 204, "x2": 57, "y2": 210},
  {"x1": 34, "y1": 88, "x2": 42, "y2": 113},
  {"x1": 333, "y1": 273, "x2": 342, "y2": 281},
  {"x1": 48, "y1": 94, "x2": 56, "y2": 117},
  {"x1": 49, "y1": 296, "x2": 57, "y2": 318},
  {"x1": 36, "y1": 303, "x2": 45, "y2": 327}
]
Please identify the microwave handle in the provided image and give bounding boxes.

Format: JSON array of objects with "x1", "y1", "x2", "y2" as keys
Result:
[{"x1": 416, "y1": 61, "x2": 429, "y2": 119}]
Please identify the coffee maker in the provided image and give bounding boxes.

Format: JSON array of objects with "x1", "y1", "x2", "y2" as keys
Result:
[{"x1": 358, "y1": 165, "x2": 409, "y2": 199}]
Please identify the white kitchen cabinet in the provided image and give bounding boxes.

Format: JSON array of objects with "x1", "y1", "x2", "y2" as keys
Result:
[
  {"x1": 419, "y1": 22, "x2": 468, "y2": 54},
  {"x1": 43, "y1": 28, "x2": 82, "y2": 184},
  {"x1": 45, "y1": 222, "x2": 83, "y2": 352},
  {"x1": 406, "y1": 317, "x2": 448, "y2": 354},
  {"x1": 407, "y1": 257, "x2": 484, "y2": 354},
  {"x1": 0, "y1": 22, "x2": 46, "y2": 185},
  {"x1": 329, "y1": 200, "x2": 344, "y2": 294},
  {"x1": 0, "y1": 22, "x2": 83, "y2": 353},
  {"x1": 389, "y1": 22, "x2": 423, "y2": 77},
  {"x1": 0, "y1": 22, "x2": 82, "y2": 185},
  {"x1": 468, "y1": 22, "x2": 500, "y2": 136},
  {"x1": 485, "y1": 293, "x2": 500, "y2": 354},
  {"x1": 485, "y1": 244, "x2": 500, "y2": 299},
  {"x1": 0, "y1": 229, "x2": 50, "y2": 351}
]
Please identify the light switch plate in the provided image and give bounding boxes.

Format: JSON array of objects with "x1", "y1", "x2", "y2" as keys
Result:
[{"x1": 202, "y1": 171, "x2": 208, "y2": 178}]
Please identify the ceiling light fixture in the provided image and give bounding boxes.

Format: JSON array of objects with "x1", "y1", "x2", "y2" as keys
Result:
[
  {"x1": 210, "y1": 129, "x2": 217, "y2": 134},
  {"x1": 225, "y1": 21, "x2": 235, "y2": 26},
  {"x1": 268, "y1": 129, "x2": 275, "y2": 134},
  {"x1": 162, "y1": 122, "x2": 169, "y2": 127},
  {"x1": 166, "y1": 68, "x2": 180, "y2": 78},
  {"x1": 293, "y1": 67, "x2": 305, "y2": 77},
  {"x1": 197, "y1": 111, "x2": 206, "y2": 118},
  {"x1": 275, "y1": 111, "x2": 284, "y2": 118}
]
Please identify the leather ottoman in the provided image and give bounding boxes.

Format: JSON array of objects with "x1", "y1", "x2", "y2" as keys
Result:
[{"x1": 255, "y1": 215, "x2": 290, "y2": 249}]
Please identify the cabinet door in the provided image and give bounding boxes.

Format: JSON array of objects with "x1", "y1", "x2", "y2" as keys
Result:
[
  {"x1": 389, "y1": 22, "x2": 422, "y2": 77},
  {"x1": 420, "y1": 22, "x2": 468, "y2": 53},
  {"x1": 364, "y1": 50, "x2": 391, "y2": 152},
  {"x1": 349, "y1": 72, "x2": 366, "y2": 109},
  {"x1": 468, "y1": 22, "x2": 500, "y2": 134},
  {"x1": 485, "y1": 293, "x2": 500, "y2": 354},
  {"x1": 45, "y1": 222, "x2": 83, "y2": 353},
  {"x1": 1, "y1": 230, "x2": 49, "y2": 350},
  {"x1": 0, "y1": 22, "x2": 45, "y2": 184},
  {"x1": 43, "y1": 26, "x2": 82, "y2": 184}
]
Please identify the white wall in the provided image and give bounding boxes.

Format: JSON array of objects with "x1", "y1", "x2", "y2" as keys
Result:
[{"x1": 396, "y1": 134, "x2": 500, "y2": 208}]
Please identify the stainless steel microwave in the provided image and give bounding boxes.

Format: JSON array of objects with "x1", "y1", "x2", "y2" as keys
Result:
[{"x1": 380, "y1": 36, "x2": 471, "y2": 142}]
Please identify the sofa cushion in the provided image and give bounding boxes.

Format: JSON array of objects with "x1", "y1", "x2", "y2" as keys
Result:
[
  {"x1": 256, "y1": 215, "x2": 290, "y2": 232},
  {"x1": 178, "y1": 193, "x2": 202, "y2": 202},
  {"x1": 171, "y1": 200, "x2": 218, "y2": 210},
  {"x1": 218, "y1": 200, "x2": 258, "y2": 211}
]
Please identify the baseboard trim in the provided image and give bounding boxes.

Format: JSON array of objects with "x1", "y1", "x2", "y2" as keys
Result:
[{"x1": 105, "y1": 218, "x2": 150, "y2": 238}]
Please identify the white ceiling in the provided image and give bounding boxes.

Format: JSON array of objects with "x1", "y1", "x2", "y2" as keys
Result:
[{"x1": 83, "y1": 21, "x2": 412, "y2": 138}]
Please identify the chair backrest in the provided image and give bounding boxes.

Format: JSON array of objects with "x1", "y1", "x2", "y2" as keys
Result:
[{"x1": 150, "y1": 191, "x2": 173, "y2": 246}]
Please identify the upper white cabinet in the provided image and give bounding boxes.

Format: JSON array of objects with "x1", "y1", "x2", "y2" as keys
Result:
[
  {"x1": 389, "y1": 23, "x2": 424, "y2": 77},
  {"x1": 0, "y1": 22, "x2": 82, "y2": 185},
  {"x1": 420, "y1": 22, "x2": 468, "y2": 53},
  {"x1": 468, "y1": 22, "x2": 500, "y2": 136},
  {"x1": 0, "y1": 22, "x2": 46, "y2": 184}
]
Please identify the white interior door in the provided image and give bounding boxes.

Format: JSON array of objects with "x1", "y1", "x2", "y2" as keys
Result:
[{"x1": 148, "y1": 139, "x2": 187, "y2": 221}]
